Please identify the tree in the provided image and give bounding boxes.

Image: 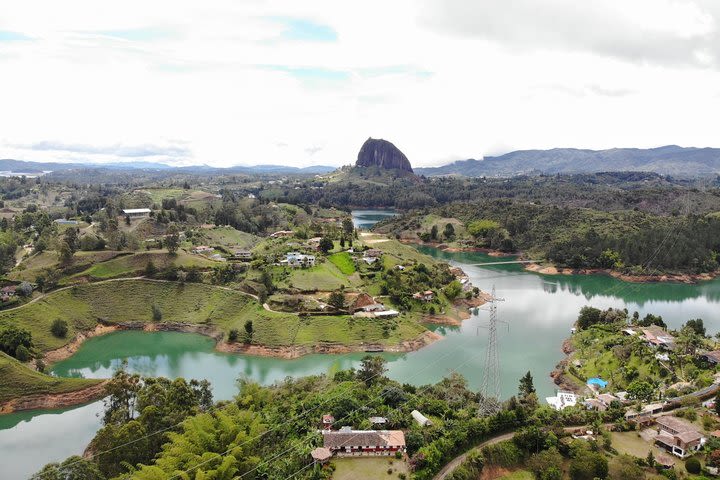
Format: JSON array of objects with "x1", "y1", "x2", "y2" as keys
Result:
[
  {"x1": 569, "y1": 451, "x2": 608, "y2": 480},
  {"x1": 165, "y1": 224, "x2": 180, "y2": 254},
  {"x1": 357, "y1": 355, "x2": 387, "y2": 386},
  {"x1": 467, "y1": 219, "x2": 500, "y2": 238},
  {"x1": 17, "y1": 281, "x2": 33, "y2": 297},
  {"x1": 144, "y1": 260, "x2": 157, "y2": 277},
  {"x1": 519, "y1": 371, "x2": 536, "y2": 397},
  {"x1": 685, "y1": 456, "x2": 701, "y2": 474},
  {"x1": 51, "y1": 319, "x2": 69, "y2": 338},
  {"x1": 342, "y1": 218, "x2": 354, "y2": 236},
  {"x1": 58, "y1": 241, "x2": 74, "y2": 264},
  {"x1": 443, "y1": 223, "x2": 455, "y2": 240},
  {"x1": 63, "y1": 227, "x2": 79, "y2": 254},
  {"x1": 228, "y1": 329, "x2": 239, "y2": 343},
  {"x1": 527, "y1": 448, "x2": 563, "y2": 480},
  {"x1": 685, "y1": 318, "x2": 706, "y2": 336},
  {"x1": 15, "y1": 344, "x2": 30, "y2": 361},
  {"x1": 32, "y1": 455, "x2": 105, "y2": 480},
  {"x1": 608, "y1": 455, "x2": 643, "y2": 480},
  {"x1": 328, "y1": 291, "x2": 345, "y2": 310},
  {"x1": 430, "y1": 225, "x2": 438, "y2": 240},
  {"x1": 626, "y1": 380, "x2": 654, "y2": 402},
  {"x1": 243, "y1": 320, "x2": 253, "y2": 344},
  {"x1": 151, "y1": 303, "x2": 163, "y2": 322},
  {"x1": 318, "y1": 237, "x2": 334, "y2": 253},
  {"x1": 576, "y1": 306, "x2": 602, "y2": 329},
  {"x1": 0, "y1": 325, "x2": 33, "y2": 358},
  {"x1": 444, "y1": 280, "x2": 462, "y2": 301},
  {"x1": 125, "y1": 215, "x2": 131, "y2": 226}
]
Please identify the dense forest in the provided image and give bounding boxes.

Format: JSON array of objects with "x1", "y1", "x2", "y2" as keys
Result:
[{"x1": 376, "y1": 201, "x2": 720, "y2": 274}]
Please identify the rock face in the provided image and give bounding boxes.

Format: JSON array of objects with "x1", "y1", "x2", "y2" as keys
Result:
[{"x1": 356, "y1": 138, "x2": 413, "y2": 172}]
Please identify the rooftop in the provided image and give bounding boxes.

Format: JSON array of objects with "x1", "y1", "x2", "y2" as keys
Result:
[
  {"x1": 322, "y1": 429, "x2": 405, "y2": 449},
  {"x1": 656, "y1": 416, "x2": 698, "y2": 433}
]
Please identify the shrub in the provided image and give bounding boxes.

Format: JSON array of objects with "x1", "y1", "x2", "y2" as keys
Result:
[
  {"x1": 17, "y1": 281, "x2": 33, "y2": 297},
  {"x1": 15, "y1": 344, "x2": 30, "y2": 361},
  {"x1": 228, "y1": 329, "x2": 239, "y2": 343},
  {"x1": 51, "y1": 319, "x2": 69, "y2": 338},
  {"x1": 685, "y1": 457, "x2": 701, "y2": 474},
  {"x1": 151, "y1": 303, "x2": 163, "y2": 322}
]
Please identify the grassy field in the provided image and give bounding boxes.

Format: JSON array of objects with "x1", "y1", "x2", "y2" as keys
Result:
[
  {"x1": 0, "y1": 279, "x2": 426, "y2": 353},
  {"x1": 498, "y1": 471, "x2": 534, "y2": 480},
  {"x1": 0, "y1": 352, "x2": 101, "y2": 403},
  {"x1": 363, "y1": 236, "x2": 440, "y2": 266},
  {"x1": 198, "y1": 226, "x2": 258, "y2": 250},
  {"x1": 9, "y1": 250, "x2": 125, "y2": 282},
  {"x1": 328, "y1": 252, "x2": 356, "y2": 274},
  {"x1": 332, "y1": 457, "x2": 408, "y2": 480},
  {"x1": 71, "y1": 251, "x2": 217, "y2": 280},
  {"x1": 280, "y1": 262, "x2": 360, "y2": 292}
]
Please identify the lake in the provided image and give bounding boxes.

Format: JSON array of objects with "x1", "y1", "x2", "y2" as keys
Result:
[
  {"x1": 351, "y1": 209, "x2": 398, "y2": 229},
  {"x1": 3, "y1": 212, "x2": 720, "y2": 478}
]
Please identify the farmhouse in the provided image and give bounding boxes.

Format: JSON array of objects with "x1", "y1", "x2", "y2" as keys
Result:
[
  {"x1": 1, "y1": 285, "x2": 16, "y2": 297},
  {"x1": 322, "y1": 414, "x2": 335, "y2": 431},
  {"x1": 655, "y1": 416, "x2": 705, "y2": 458},
  {"x1": 122, "y1": 208, "x2": 151, "y2": 218},
  {"x1": 641, "y1": 325, "x2": 676, "y2": 350},
  {"x1": 323, "y1": 427, "x2": 405, "y2": 457},
  {"x1": 282, "y1": 252, "x2": 316, "y2": 268},
  {"x1": 413, "y1": 290, "x2": 435, "y2": 302},
  {"x1": 364, "y1": 248, "x2": 383, "y2": 258},
  {"x1": 270, "y1": 230, "x2": 294, "y2": 238},
  {"x1": 545, "y1": 391, "x2": 578, "y2": 411},
  {"x1": 698, "y1": 350, "x2": 720, "y2": 366},
  {"x1": 231, "y1": 250, "x2": 253, "y2": 261}
]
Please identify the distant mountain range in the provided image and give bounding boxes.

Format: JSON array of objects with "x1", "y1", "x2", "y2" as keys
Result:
[
  {"x1": 414, "y1": 146, "x2": 720, "y2": 177},
  {"x1": 0, "y1": 159, "x2": 335, "y2": 175}
]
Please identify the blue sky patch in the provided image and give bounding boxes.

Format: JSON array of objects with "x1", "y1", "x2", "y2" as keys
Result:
[
  {"x1": 0, "y1": 31, "x2": 31, "y2": 41},
  {"x1": 270, "y1": 17, "x2": 337, "y2": 42},
  {"x1": 263, "y1": 65, "x2": 349, "y2": 81}
]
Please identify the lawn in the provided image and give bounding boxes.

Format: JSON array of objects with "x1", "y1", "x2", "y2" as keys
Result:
[
  {"x1": 9, "y1": 250, "x2": 125, "y2": 282},
  {"x1": 199, "y1": 227, "x2": 258, "y2": 250},
  {"x1": 0, "y1": 352, "x2": 101, "y2": 404},
  {"x1": 610, "y1": 431, "x2": 677, "y2": 466},
  {"x1": 294, "y1": 315, "x2": 426, "y2": 346},
  {"x1": 332, "y1": 457, "x2": 408, "y2": 480},
  {"x1": 328, "y1": 252, "x2": 356, "y2": 275},
  {"x1": 281, "y1": 262, "x2": 359, "y2": 292},
  {"x1": 498, "y1": 471, "x2": 534, "y2": 480}
]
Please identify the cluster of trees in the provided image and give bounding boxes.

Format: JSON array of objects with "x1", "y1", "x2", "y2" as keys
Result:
[
  {"x1": 380, "y1": 262, "x2": 456, "y2": 311},
  {"x1": 0, "y1": 324, "x2": 33, "y2": 361},
  {"x1": 379, "y1": 198, "x2": 720, "y2": 274},
  {"x1": 36, "y1": 359, "x2": 537, "y2": 480}
]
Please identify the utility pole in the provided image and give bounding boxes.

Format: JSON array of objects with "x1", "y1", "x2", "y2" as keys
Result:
[{"x1": 479, "y1": 285, "x2": 504, "y2": 416}]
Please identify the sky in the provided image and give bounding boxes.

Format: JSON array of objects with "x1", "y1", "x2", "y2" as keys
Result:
[{"x1": 0, "y1": 0, "x2": 719, "y2": 168}]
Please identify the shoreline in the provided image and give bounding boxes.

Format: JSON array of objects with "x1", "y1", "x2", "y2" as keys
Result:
[
  {"x1": 0, "y1": 381, "x2": 108, "y2": 414},
  {"x1": 398, "y1": 238, "x2": 718, "y2": 284}
]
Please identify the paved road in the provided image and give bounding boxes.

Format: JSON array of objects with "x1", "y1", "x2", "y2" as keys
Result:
[{"x1": 433, "y1": 432, "x2": 515, "y2": 480}]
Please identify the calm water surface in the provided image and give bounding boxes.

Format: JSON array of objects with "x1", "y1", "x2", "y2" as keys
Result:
[
  {"x1": 3, "y1": 212, "x2": 720, "y2": 478},
  {"x1": 351, "y1": 209, "x2": 398, "y2": 229}
]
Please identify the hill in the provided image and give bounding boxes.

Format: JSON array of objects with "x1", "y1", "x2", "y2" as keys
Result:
[
  {"x1": 356, "y1": 138, "x2": 413, "y2": 173},
  {"x1": 414, "y1": 145, "x2": 720, "y2": 177},
  {"x1": 0, "y1": 158, "x2": 335, "y2": 176}
]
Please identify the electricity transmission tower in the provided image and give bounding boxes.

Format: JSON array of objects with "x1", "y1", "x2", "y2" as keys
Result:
[{"x1": 479, "y1": 285, "x2": 505, "y2": 416}]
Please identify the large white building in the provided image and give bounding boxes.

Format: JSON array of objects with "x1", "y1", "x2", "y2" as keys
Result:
[{"x1": 546, "y1": 391, "x2": 578, "y2": 411}]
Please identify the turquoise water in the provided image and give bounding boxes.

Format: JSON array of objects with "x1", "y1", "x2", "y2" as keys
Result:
[{"x1": 351, "y1": 209, "x2": 398, "y2": 229}]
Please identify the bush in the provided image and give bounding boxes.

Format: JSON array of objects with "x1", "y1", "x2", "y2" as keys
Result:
[
  {"x1": 50, "y1": 319, "x2": 69, "y2": 338},
  {"x1": 228, "y1": 329, "x2": 239, "y2": 343},
  {"x1": 151, "y1": 303, "x2": 162, "y2": 322},
  {"x1": 15, "y1": 344, "x2": 30, "y2": 361},
  {"x1": 685, "y1": 457, "x2": 701, "y2": 474},
  {"x1": 17, "y1": 281, "x2": 33, "y2": 297}
]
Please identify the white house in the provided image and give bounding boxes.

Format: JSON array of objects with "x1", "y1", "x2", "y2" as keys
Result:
[
  {"x1": 545, "y1": 391, "x2": 578, "y2": 411},
  {"x1": 283, "y1": 252, "x2": 316, "y2": 268},
  {"x1": 122, "y1": 208, "x2": 151, "y2": 218}
]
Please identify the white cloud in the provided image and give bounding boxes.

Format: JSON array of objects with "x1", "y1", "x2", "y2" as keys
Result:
[{"x1": 0, "y1": 0, "x2": 719, "y2": 168}]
